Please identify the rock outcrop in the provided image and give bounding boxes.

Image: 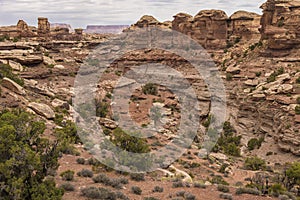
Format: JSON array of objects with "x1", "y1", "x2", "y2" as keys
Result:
[
  {"x1": 28, "y1": 102, "x2": 55, "y2": 119},
  {"x1": 260, "y1": 0, "x2": 300, "y2": 56},
  {"x1": 38, "y1": 17, "x2": 51, "y2": 35},
  {"x1": 1, "y1": 77, "x2": 26, "y2": 95}
]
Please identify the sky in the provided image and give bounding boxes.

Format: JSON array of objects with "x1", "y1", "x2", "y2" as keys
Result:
[{"x1": 0, "y1": 0, "x2": 266, "y2": 28}]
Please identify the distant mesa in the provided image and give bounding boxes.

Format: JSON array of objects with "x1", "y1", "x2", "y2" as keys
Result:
[{"x1": 84, "y1": 25, "x2": 130, "y2": 34}]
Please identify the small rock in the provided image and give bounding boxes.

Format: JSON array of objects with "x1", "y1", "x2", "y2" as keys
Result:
[
  {"x1": 43, "y1": 56, "x2": 56, "y2": 66},
  {"x1": 51, "y1": 98, "x2": 69, "y2": 110},
  {"x1": 226, "y1": 66, "x2": 241, "y2": 74},
  {"x1": 244, "y1": 79, "x2": 259, "y2": 86},
  {"x1": 252, "y1": 93, "x2": 266, "y2": 100},
  {"x1": 99, "y1": 118, "x2": 118, "y2": 129},
  {"x1": 54, "y1": 64, "x2": 65, "y2": 69}
]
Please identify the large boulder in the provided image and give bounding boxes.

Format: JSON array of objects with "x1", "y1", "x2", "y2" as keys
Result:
[
  {"x1": 28, "y1": 102, "x2": 55, "y2": 119},
  {"x1": 1, "y1": 77, "x2": 26, "y2": 95}
]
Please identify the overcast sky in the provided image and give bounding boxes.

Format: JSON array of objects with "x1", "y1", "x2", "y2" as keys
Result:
[{"x1": 0, "y1": 0, "x2": 266, "y2": 28}]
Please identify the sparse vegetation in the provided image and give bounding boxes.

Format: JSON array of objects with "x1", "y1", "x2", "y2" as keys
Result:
[
  {"x1": 60, "y1": 182, "x2": 75, "y2": 191},
  {"x1": 77, "y1": 169, "x2": 93, "y2": 178},
  {"x1": 81, "y1": 187, "x2": 116, "y2": 199},
  {"x1": 130, "y1": 173, "x2": 145, "y2": 181},
  {"x1": 217, "y1": 185, "x2": 230, "y2": 193},
  {"x1": 247, "y1": 138, "x2": 264, "y2": 151},
  {"x1": 219, "y1": 193, "x2": 233, "y2": 200},
  {"x1": 76, "y1": 157, "x2": 86, "y2": 165},
  {"x1": 267, "y1": 67, "x2": 285, "y2": 83},
  {"x1": 131, "y1": 186, "x2": 142, "y2": 195},
  {"x1": 60, "y1": 170, "x2": 75, "y2": 181},
  {"x1": 295, "y1": 105, "x2": 300, "y2": 115},
  {"x1": 236, "y1": 187, "x2": 261, "y2": 196},
  {"x1": 244, "y1": 156, "x2": 266, "y2": 171},
  {"x1": 0, "y1": 63, "x2": 24, "y2": 86},
  {"x1": 213, "y1": 121, "x2": 241, "y2": 156},
  {"x1": 153, "y1": 186, "x2": 164, "y2": 193},
  {"x1": 142, "y1": 83, "x2": 158, "y2": 95}
]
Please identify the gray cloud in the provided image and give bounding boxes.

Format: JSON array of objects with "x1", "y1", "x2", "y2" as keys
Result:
[{"x1": 0, "y1": 0, "x2": 266, "y2": 28}]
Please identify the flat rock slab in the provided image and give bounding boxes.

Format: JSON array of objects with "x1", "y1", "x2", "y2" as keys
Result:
[{"x1": 28, "y1": 102, "x2": 55, "y2": 119}]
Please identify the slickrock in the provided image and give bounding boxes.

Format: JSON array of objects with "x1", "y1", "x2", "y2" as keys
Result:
[{"x1": 28, "y1": 102, "x2": 55, "y2": 119}]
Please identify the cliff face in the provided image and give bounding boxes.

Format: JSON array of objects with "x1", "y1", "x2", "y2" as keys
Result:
[
  {"x1": 260, "y1": 0, "x2": 300, "y2": 56},
  {"x1": 129, "y1": 10, "x2": 261, "y2": 49}
]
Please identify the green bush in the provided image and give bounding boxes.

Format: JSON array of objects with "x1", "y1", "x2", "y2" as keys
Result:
[
  {"x1": 194, "y1": 182, "x2": 206, "y2": 188},
  {"x1": 0, "y1": 110, "x2": 63, "y2": 199},
  {"x1": 269, "y1": 184, "x2": 286, "y2": 197},
  {"x1": 131, "y1": 186, "x2": 142, "y2": 195},
  {"x1": 60, "y1": 170, "x2": 75, "y2": 181},
  {"x1": 247, "y1": 138, "x2": 264, "y2": 151},
  {"x1": 296, "y1": 97, "x2": 300, "y2": 104},
  {"x1": 213, "y1": 121, "x2": 241, "y2": 156},
  {"x1": 111, "y1": 128, "x2": 150, "y2": 153},
  {"x1": 296, "y1": 77, "x2": 300, "y2": 84},
  {"x1": 244, "y1": 156, "x2": 266, "y2": 171},
  {"x1": 172, "y1": 181, "x2": 185, "y2": 188},
  {"x1": 286, "y1": 162, "x2": 300, "y2": 186},
  {"x1": 142, "y1": 83, "x2": 158, "y2": 95},
  {"x1": 93, "y1": 173, "x2": 128, "y2": 189},
  {"x1": 76, "y1": 158, "x2": 85, "y2": 165},
  {"x1": 217, "y1": 185, "x2": 230, "y2": 193},
  {"x1": 60, "y1": 183, "x2": 75, "y2": 191},
  {"x1": 77, "y1": 169, "x2": 93, "y2": 178}
]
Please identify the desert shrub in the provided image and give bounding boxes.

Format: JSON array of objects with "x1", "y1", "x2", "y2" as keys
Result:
[
  {"x1": 0, "y1": 63, "x2": 24, "y2": 86},
  {"x1": 81, "y1": 187, "x2": 116, "y2": 199},
  {"x1": 153, "y1": 186, "x2": 164, "y2": 193},
  {"x1": 93, "y1": 174, "x2": 127, "y2": 189},
  {"x1": 296, "y1": 97, "x2": 300, "y2": 104},
  {"x1": 286, "y1": 162, "x2": 300, "y2": 187},
  {"x1": 60, "y1": 170, "x2": 75, "y2": 181},
  {"x1": 295, "y1": 105, "x2": 300, "y2": 115},
  {"x1": 76, "y1": 158, "x2": 85, "y2": 165},
  {"x1": 296, "y1": 77, "x2": 300, "y2": 84},
  {"x1": 172, "y1": 181, "x2": 185, "y2": 188},
  {"x1": 217, "y1": 185, "x2": 230, "y2": 193},
  {"x1": 116, "y1": 191, "x2": 130, "y2": 200},
  {"x1": 87, "y1": 157, "x2": 101, "y2": 166},
  {"x1": 0, "y1": 110, "x2": 63, "y2": 199},
  {"x1": 236, "y1": 187, "x2": 261, "y2": 196},
  {"x1": 226, "y1": 73, "x2": 233, "y2": 81},
  {"x1": 60, "y1": 183, "x2": 75, "y2": 191},
  {"x1": 144, "y1": 197, "x2": 159, "y2": 200},
  {"x1": 130, "y1": 173, "x2": 145, "y2": 181},
  {"x1": 184, "y1": 192, "x2": 196, "y2": 200},
  {"x1": 96, "y1": 101, "x2": 109, "y2": 118},
  {"x1": 213, "y1": 121, "x2": 241, "y2": 156},
  {"x1": 247, "y1": 138, "x2": 264, "y2": 151},
  {"x1": 131, "y1": 186, "x2": 142, "y2": 195},
  {"x1": 176, "y1": 191, "x2": 186, "y2": 197},
  {"x1": 142, "y1": 83, "x2": 158, "y2": 95},
  {"x1": 219, "y1": 193, "x2": 233, "y2": 200},
  {"x1": 269, "y1": 184, "x2": 286, "y2": 197},
  {"x1": 194, "y1": 182, "x2": 206, "y2": 188},
  {"x1": 77, "y1": 169, "x2": 93, "y2": 178},
  {"x1": 211, "y1": 175, "x2": 229, "y2": 185},
  {"x1": 244, "y1": 156, "x2": 266, "y2": 171}
]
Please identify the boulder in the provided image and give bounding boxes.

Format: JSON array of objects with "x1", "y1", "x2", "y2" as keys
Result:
[
  {"x1": 43, "y1": 56, "x2": 56, "y2": 66},
  {"x1": 226, "y1": 66, "x2": 241, "y2": 74},
  {"x1": 8, "y1": 60, "x2": 24, "y2": 71},
  {"x1": 51, "y1": 98, "x2": 69, "y2": 110},
  {"x1": 1, "y1": 77, "x2": 26, "y2": 95},
  {"x1": 99, "y1": 118, "x2": 118, "y2": 129},
  {"x1": 54, "y1": 64, "x2": 65, "y2": 69},
  {"x1": 38, "y1": 17, "x2": 50, "y2": 35},
  {"x1": 28, "y1": 102, "x2": 55, "y2": 119}
]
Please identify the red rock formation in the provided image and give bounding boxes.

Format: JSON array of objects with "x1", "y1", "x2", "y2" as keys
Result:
[
  {"x1": 38, "y1": 17, "x2": 50, "y2": 35},
  {"x1": 260, "y1": 0, "x2": 300, "y2": 56}
]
